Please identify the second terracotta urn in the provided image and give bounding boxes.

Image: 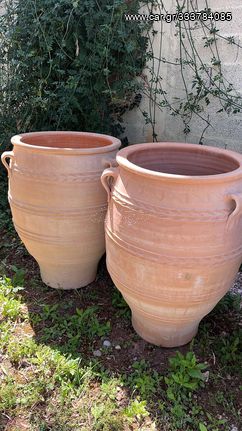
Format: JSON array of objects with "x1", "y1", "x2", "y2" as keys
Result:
[
  {"x1": 1, "y1": 131, "x2": 120, "y2": 289},
  {"x1": 101, "y1": 143, "x2": 242, "y2": 347}
]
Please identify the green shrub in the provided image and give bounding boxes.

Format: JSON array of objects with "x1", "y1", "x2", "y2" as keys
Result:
[{"x1": 0, "y1": 0, "x2": 148, "y2": 152}]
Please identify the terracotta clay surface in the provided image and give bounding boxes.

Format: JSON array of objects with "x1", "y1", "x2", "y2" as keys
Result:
[
  {"x1": 1, "y1": 131, "x2": 120, "y2": 289},
  {"x1": 101, "y1": 143, "x2": 242, "y2": 347}
]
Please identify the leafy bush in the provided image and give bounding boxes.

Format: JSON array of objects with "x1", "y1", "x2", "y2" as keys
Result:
[
  {"x1": 0, "y1": 0, "x2": 148, "y2": 152},
  {"x1": 165, "y1": 351, "x2": 207, "y2": 401}
]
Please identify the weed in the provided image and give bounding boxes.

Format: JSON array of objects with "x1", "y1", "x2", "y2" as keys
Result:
[
  {"x1": 165, "y1": 351, "x2": 207, "y2": 427},
  {"x1": 199, "y1": 424, "x2": 208, "y2": 431},
  {"x1": 214, "y1": 390, "x2": 226, "y2": 405},
  {"x1": 165, "y1": 351, "x2": 207, "y2": 400},
  {"x1": 0, "y1": 274, "x2": 24, "y2": 296},
  {"x1": 213, "y1": 292, "x2": 241, "y2": 313},
  {"x1": 213, "y1": 330, "x2": 242, "y2": 373},
  {"x1": 91, "y1": 400, "x2": 122, "y2": 430},
  {"x1": 0, "y1": 296, "x2": 23, "y2": 320},
  {"x1": 123, "y1": 399, "x2": 149, "y2": 422},
  {"x1": 0, "y1": 376, "x2": 17, "y2": 410},
  {"x1": 10, "y1": 265, "x2": 25, "y2": 287},
  {"x1": 0, "y1": 274, "x2": 25, "y2": 320},
  {"x1": 205, "y1": 412, "x2": 228, "y2": 430},
  {"x1": 125, "y1": 359, "x2": 161, "y2": 399},
  {"x1": 41, "y1": 303, "x2": 59, "y2": 321},
  {"x1": 100, "y1": 378, "x2": 122, "y2": 401},
  {"x1": 112, "y1": 288, "x2": 130, "y2": 319},
  {"x1": 40, "y1": 305, "x2": 111, "y2": 353}
]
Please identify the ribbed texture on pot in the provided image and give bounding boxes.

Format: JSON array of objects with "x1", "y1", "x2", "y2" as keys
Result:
[
  {"x1": 103, "y1": 142, "x2": 242, "y2": 347},
  {"x1": 3, "y1": 131, "x2": 120, "y2": 289}
]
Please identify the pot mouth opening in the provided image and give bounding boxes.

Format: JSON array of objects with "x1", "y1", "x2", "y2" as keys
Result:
[
  {"x1": 126, "y1": 146, "x2": 240, "y2": 177},
  {"x1": 11, "y1": 131, "x2": 119, "y2": 151}
]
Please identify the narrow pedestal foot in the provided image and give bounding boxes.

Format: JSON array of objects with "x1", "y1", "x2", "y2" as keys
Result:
[{"x1": 132, "y1": 312, "x2": 199, "y2": 348}]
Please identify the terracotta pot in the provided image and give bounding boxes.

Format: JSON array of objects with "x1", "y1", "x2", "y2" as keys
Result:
[
  {"x1": 1, "y1": 131, "x2": 120, "y2": 289},
  {"x1": 101, "y1": 142, "x2": 242, "y2": 347}
]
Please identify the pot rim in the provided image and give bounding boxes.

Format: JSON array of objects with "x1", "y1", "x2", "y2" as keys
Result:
[
  {"x1": 11, "y1": 131, "x2": 121, "y2": 155},
  {"x1": 116, "y1": 142, "x2": 242, "y2": 183}
]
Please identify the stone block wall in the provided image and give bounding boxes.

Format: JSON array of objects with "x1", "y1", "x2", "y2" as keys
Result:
[{"x1": 123, "y1": 0, "x2": 242, "y2": 153}]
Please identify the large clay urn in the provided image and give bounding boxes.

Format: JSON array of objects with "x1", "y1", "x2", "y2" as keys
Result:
[
  {"x1": 1, "y1": 131, "x2": 120, "y2": 289},
  {"x1": 101, "y1": 143, "x2": 242, "y2": 347}
]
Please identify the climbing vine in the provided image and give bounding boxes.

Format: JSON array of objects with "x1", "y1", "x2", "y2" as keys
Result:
[{"x1": 141, "y1": 0, "x2": 242, "y2": 143}]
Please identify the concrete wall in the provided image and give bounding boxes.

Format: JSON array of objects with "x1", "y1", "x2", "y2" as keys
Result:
[{"x1": 123, "y1": 0, "x2": 242, "y2": 152}]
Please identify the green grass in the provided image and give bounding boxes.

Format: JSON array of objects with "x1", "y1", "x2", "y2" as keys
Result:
[
  {"x1": 0, "y1": 269, "x2": 241, "y2": 431},
  {"x1": 0, "y1": 195, "x2": 241, "y2": 431}
]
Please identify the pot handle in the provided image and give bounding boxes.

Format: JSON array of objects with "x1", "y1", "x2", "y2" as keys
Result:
[
  {"x1": 1, "y1": 151, "x2": 14, "y2": 177},
  {"x1": 101, "y1": 167, "x2": 118, "y2": 202},
  {"x1": 102, "y1": 157, "x2": 118, "y2": 168},
  {"x1": 226, "y1": 193, "x2": 242, "y2": 229}
]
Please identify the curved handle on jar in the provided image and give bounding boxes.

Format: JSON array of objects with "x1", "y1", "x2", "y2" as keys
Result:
[
  {"x1": 101, "y1": 167, "x2": 118, "y2": 202},
  {"x1": 226, "y1": 193, "x2": 242, "y2": 229},
  {"x1": 102, "y1": 157, "x2": 118, "y2": 168},
  {"x1": 1, "y1": 151, "x2": 14, "y2": 177}
]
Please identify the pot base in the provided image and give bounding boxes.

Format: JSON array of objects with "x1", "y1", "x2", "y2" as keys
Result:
[
  {"x1": 39, "y1": 261, "x2": 98, "y2": 290},
  {"x1": 132, "y1": 312, "x2": 199, "y2": 348}
]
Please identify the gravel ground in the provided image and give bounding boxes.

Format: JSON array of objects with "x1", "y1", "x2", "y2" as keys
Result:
[{"x1": 231, "y1": 271, "x2": 242, "y2": 296}]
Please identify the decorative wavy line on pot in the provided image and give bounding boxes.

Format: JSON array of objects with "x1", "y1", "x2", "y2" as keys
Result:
[
  {"x1": 14, "y1": 223, "x2": 102, "y2": 245},
  {"x1": 112, "y1": 189, "x2": 229, "y2": 221},
  {"x1": 105, "y1": 226, "x2": 242, "y2": 267},
  {"x1": 11, "y1": 166, "x2": 102, "y2": 183},
  {"x1": 107, "y1": 263, "x2": 229, "y2": 304},
  {"x1": 9, "y1": 196, "x2": 107, "y2": 219},
  {"x1": 14, "y1": 223, "x2": 73, "y2": 244}
]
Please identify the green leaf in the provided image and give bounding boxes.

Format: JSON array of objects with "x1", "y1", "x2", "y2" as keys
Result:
[
  {"x1": 199, "y1": 424, "x2": 208, "y2": 431},
  {"x1": 188, "y1": 369, "x2": 204, "y2": 379},
  {"x1": 166, "y1": 388, "x2": 175, "y2": 401}
]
